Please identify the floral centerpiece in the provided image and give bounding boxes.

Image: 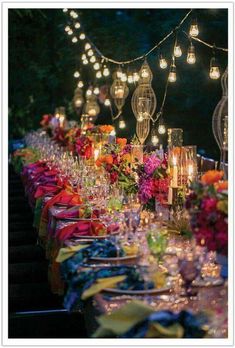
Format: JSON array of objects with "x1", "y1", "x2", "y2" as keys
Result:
[
  {"x1": 137, "y1": 153, "x2": 169, "y2": 210},
  {"x1": 185, "y1": 170, "x2": 228, "y2": 256},
  {"x1": 96, "y1": 138, "x2": 137, "y2": 193}
]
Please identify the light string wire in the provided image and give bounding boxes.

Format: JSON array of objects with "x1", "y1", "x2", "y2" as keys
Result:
[{"x1": 182, "y1": 30, "x2": 228, "y2": 52}]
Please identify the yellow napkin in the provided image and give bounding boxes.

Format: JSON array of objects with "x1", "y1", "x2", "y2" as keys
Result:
[
  {"x1": 93, "y1": 300, "x2": 184, "y2": 338},
  {"x1": 56, "y1": 244, "x2": 89, "y2": 263},
  {"x1": 122, "y1": 244, "x2": 139, "y2": 256},
  {"x1": 81, "y1": 275, "x2": 126, "y2": 300}
]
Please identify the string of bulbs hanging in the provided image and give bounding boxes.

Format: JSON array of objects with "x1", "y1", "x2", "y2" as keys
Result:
[{"x1": 63, "y1": 8, "x2": 228, "y2": 143}]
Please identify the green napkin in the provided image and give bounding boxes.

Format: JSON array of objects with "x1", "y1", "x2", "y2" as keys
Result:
[
  {"x1": 56, "y1": 244, "x2": 89, "y2": 263},
  {"x1": 93, "y1": 300, "x2": 154, "y2": 337}
]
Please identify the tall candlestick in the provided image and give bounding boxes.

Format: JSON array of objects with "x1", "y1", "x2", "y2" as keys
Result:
[{"x1": 172, "y1": 156, "x2": 178, "y2": 187}]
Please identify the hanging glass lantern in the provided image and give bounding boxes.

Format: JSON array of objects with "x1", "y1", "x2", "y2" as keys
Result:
[
  {"x1": 131, "y1": 60, "x2": 157, "y2": 123},
  {"x1": 187, "y1": 43, "x2": 196, "y2": 64},
  {"x1": 110, "y1": 71, "x2": 129, "y2": 117},
  {"x1": 84, "y1": 94, "x2": 100, "y2": 118},
  {"x1": 73, "y1": 87, "x2": 84, "y2": 108}
]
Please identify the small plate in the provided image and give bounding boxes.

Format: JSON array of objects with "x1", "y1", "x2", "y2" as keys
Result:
[
  {"x1": 192, "y1": 277, "x2": 224, "y2": 287},
  {"x1": 103, "y1": 285, "x2": 171, "y2": 295}
]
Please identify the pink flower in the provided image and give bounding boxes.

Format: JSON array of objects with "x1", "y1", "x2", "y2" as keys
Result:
[
  {"x1": 144, "y1": 154, "x2": 162, "y2": 176},
  {"x1": 201, "y1": 198, "x2": 218, "y2": 212},
  {"x1": 139, "y1": 178, "x2": 154, "y2": 204}
]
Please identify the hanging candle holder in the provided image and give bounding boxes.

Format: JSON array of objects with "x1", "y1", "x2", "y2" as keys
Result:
[
  {"x1": 73, "y1": 87, "x2": 84, "y2": 109},
  {"x1": 132, "y1": 60, "x2": 157, "y2": 143},
  {"x1": 110, "y1": 71, "x2": 129, "y2": 119},
  {"x1": 84, "y1": 94, "x2": 100, "y2": 119}
]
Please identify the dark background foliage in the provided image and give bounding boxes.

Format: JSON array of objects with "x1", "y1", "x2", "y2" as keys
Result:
[{"x1": 9, "y1": 8, "x2": 228, "y2": 159}]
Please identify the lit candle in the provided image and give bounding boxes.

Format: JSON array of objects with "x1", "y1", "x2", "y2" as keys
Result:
[
  {"x1": 88, "y1": 109, "x2": 96, "y2": 117},
  {"x1": 187, "y1": 164, "x2": 194, "y2": 183},
  {"x1": 59, "y1": 115, "x2": 65, "y2": 128},
  {"x1": 168, "y1": 187, "x2": 173, "y2": 205},
  {"x1": 115, "y1": 87, "x2": 124, "y2": 98},
  {"x1": 94, "y1": 148, "x2": 100, "y2": 161},
  {"x1": 172, "y1": 156, "x2": 178, "y2": 187}
]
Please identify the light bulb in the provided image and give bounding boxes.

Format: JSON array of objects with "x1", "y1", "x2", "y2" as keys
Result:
[
  {"x1": 81, "y1": 54, "x2": 86, "y2": 60},
  {"x1": 151, "y1": 135, "x2": 159, "y2": 146},
  {"x1": 65, "y1": 26, "x2": 70, "y2": 32},
  {"x1": 90, "y1": 56, "x2": 96, "y2": 63},
  {"x1": 117, "y1": 70, "x2": 122, "y2": 79},
  {"x1": 73, "y1": 71, "x2": 80, "y2": 78},
  {"x1": 158, "y1": 124, "x2": 166, "y2": 134},
  {"x1": 189, "y1": 19, "x2": 199, "y2": 37},
  {"x1": 141, "y1": 68, "x2": 149, "y2": 78},
  {"x1": 209, "y1": 57, "x2": 220, "y2": 80},
  {"x1": 159, "y1": 56, "x2": 168, "y2": 69},
  {"x1": 74, "y1": 98, "x2": 83, "y2": 107},
  {"x1": 74, "y1": 22, "x2": 81, "y2": 29},
  {"x1": 168, "y1": 63, "x2": 177, "y2": 83},
  {"x1": 63, "y1": 8, "x2": 68, "y2": 12},
  {"x1": 72, "y1": 37, "x2": 78, "y2": 43},
  {"x1": 93, "y1": 62, "x2": 100, "y2": 70},
  {"x1": 121, "y1": 73, "x2": 127, "y2": 82},
  {"x1": 127, "y1": 75, "x2": 134, "y2": 83},
  {"x1": 187, "y1": 43, "x2": 196, "y2": 64},
  {"x1": 174, "y1": 45, "x2": 182, "y2": 57},
  {"x1": 94, "y1": 87, "x2": 100, "y2": 95},
  {"x1": 209, "y1": 66, "x2": 220, "y2": 80},
  {"x1": 79, "y1": 33, "x2": 85, "y2": 40},
  {"x1": 104, "y1": 99, "x2": 111, "y2": 106},
  {"x1": 96, "y1": 71, "x2": 102, "y2": 78},
  {"x1": 133, "y1": 72, "x2": 140, "y2": 82},
  {"x1": 77, "y1": 81, "x2": 84, "y2": 88},
  {"x1": 83, "y1": 59, "x2": 88, "y2": 65},
  {"x1": 87, "y1": 49, "x2": 94, "y2": 57},
  {"x1": 85, "y1": 43, "x2": 91, "y2": 50},
  {"x1": 70, "y1": 10, "x2": 75, "y2": 17},
  {"x1": 103, "y1": 67, "x2": 110, "y2": 76},
  {"x1": 86, "y1": 89, "x2": 92, "y2": 96},
  {"x1": 68, "y1": 30, "x2": 73, "y2": 35},
  {"x1": 119, "y1": 119, "x2": 126, "y2": 129},
  {"x1": 137, "y1": 114, "x2": 144, "y2": 122}
]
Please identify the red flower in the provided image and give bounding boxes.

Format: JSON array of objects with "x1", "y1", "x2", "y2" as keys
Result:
[{"x1": 110, "y1": 171, "x2": 118, "y2": 184}]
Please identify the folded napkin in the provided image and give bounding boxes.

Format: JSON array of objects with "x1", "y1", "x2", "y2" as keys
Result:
[
  {"x1": 61, "y1": 264, "x2": 156, "y2": 310},
  {"x1": 55, "y1": 205, "x2": 95, "y2": 220},
  {"x1": 93, "y1": 301, "x2": 208, "y2": 338},
  {"x1": 55, "y1": 220, "x2": 106, "y2": 241},
  {"x1": 34, "y1": 185, "x2": 61, "y2": 199},
  {"x1": 56, "y1": 244, "x2": 89, "y2": 263}
]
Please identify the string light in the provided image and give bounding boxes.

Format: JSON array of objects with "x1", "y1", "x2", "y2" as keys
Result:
[
  {"x1": 133, "y1": 72, "x2": 140, "y2": 82},
  {"x1": 84, "y1": 43, "x2": 91, "y2": 51},
  {"x1": 168, "y1": 59, "x2": 177, "y2": 82},
  {"x1": 119, "y1": 116, "x2": 126, "y2": 129},
  {"x1": 158, "y1": 123, "x2": 166, "y2": 134},
  {"x1": 79, "y1": 33, "x2": 86, "y2": 40},
  {"x1": 127, "y1": 73, "x2": 134, "y2": 84},
  {"x1": 96, "y1": 71, "x2": 102, "y2": 78},
  {"x1": 174, "y1": 44, "x2": 182, "y2": 57},
  {"x1": 151, "y1": 127, "x2": 159, "y2": 145},
  {"x1": 63, "y1": 8, "x2": 68, "y2": 13},
  {"x1": 74, "y1": 22, "x2": 81, "y2": 29},
  {"x1": 81, "y1": 54, "x2": 87, "y2": 60},
  {"x1": 103, "y1": 66, "x2": 110, "y2": 76},
  {"x1": 94, "y1": 87, "x2": 100, "y2": 95},
  {"x1": 83, "y1": 59, "x2": 89, "y2": 65},
  {"x1": 65, "y1": 26, "x2": 70, "y2": 32},
  {"x1": 209, "y1": 56, "x2": 220, "y2": 80},
  {"x1": 187, "y1": 42, "x2": 196, "y2": 64},
  {"x1": 90, "y1": 56, "x2": 96, "y2": 63},
  {"x1": 93, "y1": 62, "x2": 100, "y2": 70},
  {"x1": 104, "y1": 99, "x2": 111, "y2": 106},
  {"x1": 159, "y1": 53, "x2": 168, "y2": 69},
  {"x1": 73, "y1": 71, "x2": 80, "y2": 78},
  {"x1": 86, "y1": 89, "x2": 92, "y2": 96},
  {"x1": 77, "y1": 81, "x2": 84, "y2": 88},
  {"x1": 116, "y1": 69, "x2": 123, "y2": 79},
  {"x1": 87, "y1": 49, "x2": 94, "y2": 57},
  {"x1": 72, "y1": 37, "x2": 78, "y2": 43},
  {"x1": 189, "y1": 18, "x2": 199, "y2": 37},
  {"x1": 121, "y1": 73, "x2": 127, "y2": 82},
  {"x1": 68, "y1": 30, "x2": 73, "y2": 36}
]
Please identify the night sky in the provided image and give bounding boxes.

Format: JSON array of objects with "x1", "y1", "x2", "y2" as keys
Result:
[{"x1": 9, "y1": 8, "x2": 228, "y2": 159}]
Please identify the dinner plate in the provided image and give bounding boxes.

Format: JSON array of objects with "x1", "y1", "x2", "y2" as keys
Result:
[
  {"x1": 192, "y1": 277, "x2": 224, "y2": 287},
  {"x1": 103, "y1": 285, "x2": 171, "y2": 295},
  {"x1": 90, "y1": 254, "x2": 140, "y2": 262}
]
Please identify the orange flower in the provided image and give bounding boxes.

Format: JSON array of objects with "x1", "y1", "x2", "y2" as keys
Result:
[
  {"x1": 116, "y1": 137, "x2": 127, "y2": 148},
  {"x1": 215, "y1": 180, "x2": 228, "y2": 192},
  {"x1": 122, "y1": 153, "x2": 131, "y2": 163},
  {"x1": 103, "y1": 154, "x2": 113, "y2": 165},
  {"x1": 99, "y1": 125, "x2": 114, "y2": 133},
  {"x1": 201, "y1": 170, "x2": 224, "y2": 185}
]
